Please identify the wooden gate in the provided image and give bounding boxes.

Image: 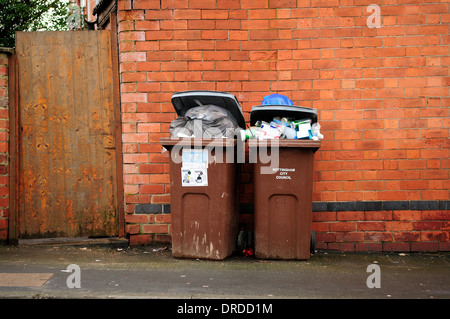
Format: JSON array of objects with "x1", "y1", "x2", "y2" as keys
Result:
[{"x1": 11, "y1": 31, "x2": 123, "y2": 239}]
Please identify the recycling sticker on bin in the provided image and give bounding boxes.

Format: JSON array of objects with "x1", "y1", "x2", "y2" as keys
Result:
[{"x1": 181, "y1": 149, "x2": 208, "y2": 187}]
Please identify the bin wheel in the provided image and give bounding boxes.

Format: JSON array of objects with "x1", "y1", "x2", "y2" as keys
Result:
[
  {"x1": 237, "y1": 230, "x2": 247, "y2": 252},
  {"x1": 310, "y1": 230, "x2": 316, "y2": 254},
  {"x1": 237, "y1": 230, "x2": 254, "y2": 253}
]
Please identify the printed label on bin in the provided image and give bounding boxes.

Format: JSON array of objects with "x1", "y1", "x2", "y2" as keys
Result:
[
  {"x1": 182, "y1": 149, "x2": 208, "y2": 166},
  {"x1": 181, "y1": 149, "x2": 208, "y2": 187},
  {"x1": 272, "y1": 167, "x2": 295, "y2": 180}
]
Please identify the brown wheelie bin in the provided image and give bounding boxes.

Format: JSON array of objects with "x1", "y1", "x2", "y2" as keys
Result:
[
  {"x1": 249, "y1": 105, "x2": 321, "y2": 260},
  {"x1": 160, "y1": 91, "x2": 246, "y2": 260}
]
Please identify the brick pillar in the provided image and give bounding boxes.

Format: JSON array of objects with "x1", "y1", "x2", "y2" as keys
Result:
[{"x1": 0, "y1": 48, "x2": 12, "y2": 244}]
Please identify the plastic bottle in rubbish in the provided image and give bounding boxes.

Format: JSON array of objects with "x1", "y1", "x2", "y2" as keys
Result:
[
  {"x1": 269, "y1": 121, "x2": 286, "y2": 134},
  {"x1": 272, "y1": 117, "x2": 290, "y2": 127},
  {"x1": 240, "y1": 127, "x2": 261, "y2": 141},
  {"x1": 272, "y1": 118, "x2": 284, "y2": 126},
  {"x1": 283, "y1": 126, "x2": 297, "y2": 139}
]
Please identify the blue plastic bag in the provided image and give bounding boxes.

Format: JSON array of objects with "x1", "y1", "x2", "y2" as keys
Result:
[{"x1": 262, "y1": 94, "x2": 294, "y2": 106}]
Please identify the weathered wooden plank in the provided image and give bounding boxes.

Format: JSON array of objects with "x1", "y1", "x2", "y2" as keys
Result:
[
  {"x1": 16, "y1": 31, "x2": 119, "y2": 238},
  {"x1": 110, "y1": 12, "x2": 125, "y2": 237}
]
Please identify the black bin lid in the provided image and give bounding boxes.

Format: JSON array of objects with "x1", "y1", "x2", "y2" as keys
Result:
[
  {"x1": 249, "y1": 105, "x2": 318, "y2": 126},
  {"x1": 171, "y1": 91, "x2": 246, "y2": 129}
]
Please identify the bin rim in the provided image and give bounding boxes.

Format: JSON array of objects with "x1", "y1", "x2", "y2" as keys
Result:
[
  {"x1": 247, "y1": 138, "x2": 321, "y2": 152},
  {"x1": 160, "y1": 137, "x2": 238, "y2": 148}
]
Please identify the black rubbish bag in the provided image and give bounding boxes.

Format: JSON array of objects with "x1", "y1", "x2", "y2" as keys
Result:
[{"x1": 169, "y1": 105, "x2": 240, "y2": 139}]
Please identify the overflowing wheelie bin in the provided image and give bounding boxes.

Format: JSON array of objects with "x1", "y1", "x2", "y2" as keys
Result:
[
  {"x1": 160, "y1": 91, "x2": 246, "y2": 260},
  {"x1": 247, "y1": 103, "x2": 321, "y2": 260}
]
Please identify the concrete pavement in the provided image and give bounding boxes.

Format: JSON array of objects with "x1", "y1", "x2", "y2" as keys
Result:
[{"x1": 0, "y1": 243, "x2": 449, "y2": 299}]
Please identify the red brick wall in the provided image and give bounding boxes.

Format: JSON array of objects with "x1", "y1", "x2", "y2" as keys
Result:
[
  {"x1": 116, "y1": 0, "x2": 450, "y2": 251},
  {"x1": 0, "y1": 52, "x2": 10, "y2": 243}
]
